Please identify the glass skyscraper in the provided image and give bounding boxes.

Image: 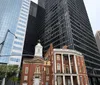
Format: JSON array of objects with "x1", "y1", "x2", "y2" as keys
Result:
[
  {"x1": 37, "y1": 0, "x2": 100, "y2": 84},
  {"x1": 0, "y1": 0, "x2": 30, "y2": 66}
]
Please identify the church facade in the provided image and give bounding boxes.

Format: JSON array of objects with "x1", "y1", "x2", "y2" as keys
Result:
[{"x1": 20, "y1": 43, "x2": 89, "y2": 85}]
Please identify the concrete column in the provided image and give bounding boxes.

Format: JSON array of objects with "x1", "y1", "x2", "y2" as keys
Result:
[
  {"x1": 55, "y1": 75, "x2": 57, "y2": 85},
  {"x1": 74, "y1": 55, "x2": 78, "y2": 74},
  {"x1": 68, "y1": 54, "x2": 72, "y2": 73},
  {"x1": 54, "y1": 53, "x2": 56, "y2": 73},
  {"x1": 63, "y1": 75, "x2": 65, "y2": 85},
  {"x1": 74, "y1": 55, "x2": 80, "y2": 85},
  {"x1": 61, "y1": 54, "x2": 64, "y2": 73},
  {"x1": 71, "y1": 76, "x2": 74, "y2": 85},
  {"x1": 77, "y1": 76, "x2": 80, "y2": 85}
]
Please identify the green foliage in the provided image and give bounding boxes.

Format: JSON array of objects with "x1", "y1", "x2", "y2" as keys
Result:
[
  {"x1": 0, "y1": 64, "x2": 20, "y2": 83},
  {"x1": 10, "y1": 77, "x2": 19, "y2": 82},
  {"x1": 7, "y1": 65, "x2": 19, "y2": 78},
  {"x1": 0, "y1": 64, "x2": 7, "y2": 79}
]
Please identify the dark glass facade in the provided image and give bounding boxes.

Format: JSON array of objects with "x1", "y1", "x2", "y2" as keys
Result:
[
  {"x1": 23, "y1": 2, "x2": 38, "y2": 56},
  {"x1": 36, "y1": 0, "x2": 45, "y2": 45},
  {"x1": 22, "y1": 0, "x2": 45, "y2": 57},
  {"x1": 38, "y1": 0, "x2": 100, "y2": 82}
]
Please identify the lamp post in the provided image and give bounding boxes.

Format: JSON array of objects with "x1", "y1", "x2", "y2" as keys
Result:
[
  {"x1": 0, "y1": 29, "x2": 17, "y2": 85},
  {"x1": 0, "y1": 29, "x2": 17, "y2": 54}
]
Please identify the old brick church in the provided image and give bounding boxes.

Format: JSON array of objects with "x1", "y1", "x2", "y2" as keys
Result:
[{"x1": 20, "y1": 42, "x2": 89, "y2": 85}]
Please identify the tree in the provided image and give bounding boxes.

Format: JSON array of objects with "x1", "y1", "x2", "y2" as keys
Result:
[
  {"x1": 0, "y1": 64, "x2": 7, "y2": 79},
  {"x1": 0, "y1": 64, "x2": 20, "y2": 85}
]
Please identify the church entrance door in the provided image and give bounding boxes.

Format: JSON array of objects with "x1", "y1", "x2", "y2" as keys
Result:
[{"x1": 34, "y1": 78, "x2": 40, "y2": 85}]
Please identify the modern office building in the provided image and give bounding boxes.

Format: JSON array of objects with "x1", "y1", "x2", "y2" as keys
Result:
[
  {"x1": 38, "y1": 0, "x2": 100, "y2": 84},
  {"x1": 36, "y1": 0, "x2": 45, "y2": 45},
  {"x1": 0, "y1": 0, "x2": 31, "y2": 66},
  {"x1": 22, "y1": 0, "x2": 46, "y2": 57},
  {"x1": 95, "y1": 31, "x2": 100, "y2": 53},
  {"x1": 23, "y1": 1, "x2": 38, "y2": 56}
]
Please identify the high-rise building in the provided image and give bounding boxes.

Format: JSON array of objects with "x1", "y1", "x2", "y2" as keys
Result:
[
  {"x1": 0, "y1": 0, "x2": 30, "y2": 66},
  {"x1": 36, "y1": 0, "x2": 45, "y2": 44},
  {"x1": 22, "y1": 0, "x2": 46, "y2": 58},
  {"x1": 95, "y1": 31, "x2": 100, "y2": 53},
  {"x1": 23, "y1": 1, "x2": 38, "y2": 56},
  {"x1": 38, "y1": 0, "x2": 100, "y2": 84}
]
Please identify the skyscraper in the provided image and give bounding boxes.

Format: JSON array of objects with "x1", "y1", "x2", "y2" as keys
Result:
[
  {"x1": 95, "y1": 31, "x2": 100, "y2": 53},
  {"x1": 36, "y1": 0, "x2": 45, "y2": 43},
  {"x1": 23, "y1": 1, "x2": 38, "y2": 56},
  {"x1": 22, "y1": 0, "x2": 45, "y2": 57},
  {"x1": 0, "y1": 0, "x2": 30, "y2": 66},
  {"x1": 38, "y1": 0, "x2": 100, "y2": 84}
]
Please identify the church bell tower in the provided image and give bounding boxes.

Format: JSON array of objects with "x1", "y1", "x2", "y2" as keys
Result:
[{"x1": 34, "y1": 40, "x2": 43, "y2": 57}]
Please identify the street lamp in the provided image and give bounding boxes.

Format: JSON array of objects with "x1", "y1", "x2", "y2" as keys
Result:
[
  {"x1": 0, "y1": 29, "x2": 17, "y2": 85},
  {"x1": 0, "y1": 29, "x2": 17, "y2": 54}
]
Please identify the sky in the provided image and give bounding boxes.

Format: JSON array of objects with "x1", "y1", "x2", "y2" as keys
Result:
[
  {"x1": 84, "y1": 0, "x2": 100, "y2": 35},
  {"x1": 31, "y1": 0, "x2": 100, "y2": 35},
  {"x1": 31, "y1": 0, "x2": 38, "y2": 4}
]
